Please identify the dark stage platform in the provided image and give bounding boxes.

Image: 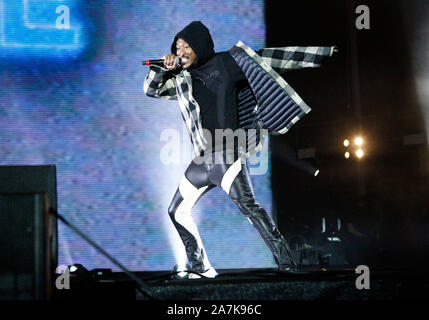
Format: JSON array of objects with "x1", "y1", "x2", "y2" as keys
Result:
[{"x1": 53, "y1": 266, "x2": 429, "y2": 301}]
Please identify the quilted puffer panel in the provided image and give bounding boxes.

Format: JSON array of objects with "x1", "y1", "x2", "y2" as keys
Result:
[{"x1": 230, "y1": 47, "x2": 308, "y2": 134}]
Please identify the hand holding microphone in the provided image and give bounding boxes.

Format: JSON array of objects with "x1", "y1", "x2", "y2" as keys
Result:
[
  {"x1": 163, "y1": 54, "x2": 181, "y2": 70},
  {"x1": 142, "y1": 54, "x2": 181, "y2": 70}
]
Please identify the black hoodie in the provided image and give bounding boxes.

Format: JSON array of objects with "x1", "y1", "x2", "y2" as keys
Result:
[{"x1": 171, "y1": 21, "x2": 249, "y2": 153}]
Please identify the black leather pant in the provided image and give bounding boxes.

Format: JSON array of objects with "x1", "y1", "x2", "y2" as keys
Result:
[{"x1": 168, "y1": 149, "x2": 296, "y2": 272}]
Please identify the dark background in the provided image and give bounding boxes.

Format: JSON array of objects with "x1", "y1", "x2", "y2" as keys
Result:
[{"x1": 266, "y1": 0, "x2": 429, "y2": 268}]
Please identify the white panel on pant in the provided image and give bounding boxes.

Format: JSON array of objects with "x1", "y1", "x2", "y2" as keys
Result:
[
  {"x1": 174, "y1": 175, "x2": 211, "y2": 269},
  {"x1": 220, "y1": 157, "x2": 242, "y2": 195}
]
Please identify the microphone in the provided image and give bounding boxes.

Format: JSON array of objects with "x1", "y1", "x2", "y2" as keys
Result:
[{"x1": 142, "y1": 57, "x2": 181, "y2": 67}]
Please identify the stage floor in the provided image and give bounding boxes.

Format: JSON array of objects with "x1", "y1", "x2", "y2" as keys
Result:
[{"x1": 53, "y1": 266, "x2": 429, "y2": 300}]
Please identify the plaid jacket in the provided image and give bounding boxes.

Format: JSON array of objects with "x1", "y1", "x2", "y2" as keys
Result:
[{"x1": 143, "y1": 41, "x2": 334, "y2": 157}]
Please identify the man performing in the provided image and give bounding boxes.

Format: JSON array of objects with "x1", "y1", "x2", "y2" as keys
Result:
[{"x1": 143, "y1": 21, "x2": 337, "y2": 278}]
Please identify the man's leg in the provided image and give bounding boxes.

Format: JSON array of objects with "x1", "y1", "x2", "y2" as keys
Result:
[
  {"x1": 168, "y1": 159, "x2": 216, "y2": 273},
  {"x1": 218, "y1": 155, "x2": 297, "y2": 270}
]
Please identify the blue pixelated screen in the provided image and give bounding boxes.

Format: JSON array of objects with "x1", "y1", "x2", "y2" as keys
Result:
[{"x1": 0, "y1": 0, "x2": 274, "y2": 271}]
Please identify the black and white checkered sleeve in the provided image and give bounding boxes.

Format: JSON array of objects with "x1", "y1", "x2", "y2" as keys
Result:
[
  {"x1": 256, "y1": 46, "x2": 334, "y2": 71},
  {"x1": 143, "y1": 65, "x2": 178, "y2": 100}
]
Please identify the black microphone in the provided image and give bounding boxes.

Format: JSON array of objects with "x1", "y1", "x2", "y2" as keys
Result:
[{"x1": 142, "y1": 57, "x2": 181, "y2": 67}]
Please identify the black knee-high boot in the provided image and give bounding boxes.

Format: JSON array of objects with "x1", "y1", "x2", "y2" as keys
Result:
[
  {"x1": 231, "y1": 195, "x2": 297, "y2": 269},
  {"x1": 228, "y1": 163, "x2": 297, "y2": 270}
]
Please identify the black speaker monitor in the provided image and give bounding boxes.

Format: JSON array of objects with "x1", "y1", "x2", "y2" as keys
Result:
[{"x1": 0, "y1": 165, "x2": 58, "y2": 300}]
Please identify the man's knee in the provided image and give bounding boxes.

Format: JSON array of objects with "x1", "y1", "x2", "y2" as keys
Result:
[
  {"x1": 168, "y1": 190, "x2": 184, "y2": 219},
  {"x1": 232, "y1": 194, "x2": 262, "y2": 216},
  {"x1": 168, "y1": 201, "x2": 177, "y2": 219}
]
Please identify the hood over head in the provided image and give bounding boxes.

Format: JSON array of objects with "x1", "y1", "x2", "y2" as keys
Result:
[{"x1": 171, "y1": 21, "x2": 215, "y2": 69}]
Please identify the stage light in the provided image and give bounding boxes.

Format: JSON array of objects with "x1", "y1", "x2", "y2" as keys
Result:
[
  {"x1": 67, "y1": 264, "x2": 90, "y2": 279},
  {"x1": 90, "y1": 268, "x2": 113, "y2": 280},
  {"x1": 343, "y1": 139, "x2": 350, "y2": 147},
  {"x1": 314, "y1": 169, "x2": 320, "y2": 176},
  {"x1": 345, "y1": 151, "x2": 350, "y2": 159},
  {"x1": 355, "y1": 137, "x2": 363, "y2": 146},
  {"x1": 68, "y1": 264, "x2": 88, "y2": 273},
  {"x1": 173, "y1": 264, "x2": 188, "y2": 278},
  {"x1": 356, "y1": 149, "x2": 364, "y2": 158}
]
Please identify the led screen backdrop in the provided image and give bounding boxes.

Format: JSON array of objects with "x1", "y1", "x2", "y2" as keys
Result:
[{"x1": 0, "y1": 0, "x2": 274, "y2": 271}]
